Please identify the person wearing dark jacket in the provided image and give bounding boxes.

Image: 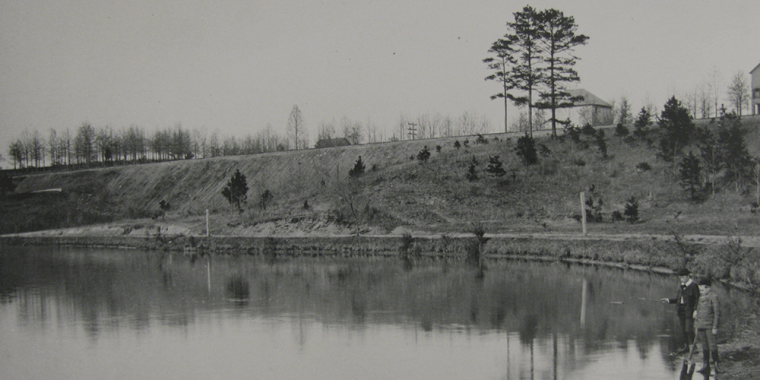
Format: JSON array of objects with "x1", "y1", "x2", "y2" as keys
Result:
[
  {"x1": 694, "y1": 278, "x2": 721, "y2": 374},
  {"x1": 660, "y1": 268, "x2": 700, "y2": 353}
]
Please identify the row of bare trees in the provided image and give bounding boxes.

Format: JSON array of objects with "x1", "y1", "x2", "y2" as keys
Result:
[
  {"x1": 680, "y1": 70, "x2": 752, "y2": 120},
  {"x1": 6, "y1": 123, "x2": 291, "y2": 170},
  {"x1": 608, "y1": 69, "x2": 753, "y2": 126},
  {"x1": 311, "y1": 110, "x2": 492, "y2": 145},
  {"x1": 396, "y1": 111, "x2": 492, "y2": 141},
  {"x1": 6, "y1": 108, "x2": 496, "y2": 171}
]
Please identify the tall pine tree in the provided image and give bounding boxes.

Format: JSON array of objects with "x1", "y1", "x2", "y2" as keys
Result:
[
  {"x1": 484, "y1": 36, "x2": 519, "y2": 134},
  {"x1": 718, "y1": 112, "x2": 755, "y2": 193},
  {"x1": 508, "y1": 6, "x2": 543, "y2": 138},
  {"x1": 222, "y1": 169, "x2": 249, "y2": 213},
  {"x1": 679, "y1": 151, "x2": 702, "y2": 202},
  {"x1": 695, "y1": 126, "x2": 721, "y2": 197},
  {"x1": 658, "y1": 96, "x2": 694, "y2": 163},
  {"x1": 535, "y1": 8, "x2": 588, "y2": 138}
]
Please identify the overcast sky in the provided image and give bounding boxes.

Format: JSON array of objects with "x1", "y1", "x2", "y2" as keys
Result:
[{"x1": 1, "y1": 0, "x2": 757, "y2": 167}]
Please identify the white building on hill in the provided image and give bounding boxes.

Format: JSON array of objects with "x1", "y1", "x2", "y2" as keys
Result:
[{"x1": 554, "y1": 88, "x2": 614, "y2": 127}]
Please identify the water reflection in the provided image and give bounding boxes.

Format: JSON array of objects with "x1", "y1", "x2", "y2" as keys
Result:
[
  {"x1": 226, "y1": 277, "x2": 250, "y2": 305},
  {"x1": 0, "y1": 246, "x2": 750, "y2": 379}
]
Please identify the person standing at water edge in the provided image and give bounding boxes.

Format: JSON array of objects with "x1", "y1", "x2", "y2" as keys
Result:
[
  {"x1": 660, "y1": 268, "x2": 699, "y2": 353},
  {"x1": 695, "y1": 278, "x2": 721, "y2": 374}
]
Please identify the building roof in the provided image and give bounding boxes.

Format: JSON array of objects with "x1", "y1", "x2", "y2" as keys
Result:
[
  {"x1": 567, "y1": 88, "x2": 612, "y2": 108},
  {"x1": 315, "y1": 137, "x2": 351, "y2": 148},
  {"x1": 751, "y1": 62, "x2": 760, "y2": 75}
]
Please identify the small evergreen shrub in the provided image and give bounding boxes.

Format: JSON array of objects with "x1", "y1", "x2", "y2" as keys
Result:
[
  {"x1": 486, "y1": 156, "x2": 506, "y2": 177},
  {"x1": 595, "y1": 134, "x2": 608, "y2": 158},
  {"x1": 222, "y1": 169, "x2": 249, "y2": 212},
  {"x1": 624, "y1": 197, "x2": 639, "y2": 223},
  {"x1": 564, "y1": 125, "x2": 581, "y2": 143},
  {"x1": 466, "y1": 161, "x2": 478, "y2": 182},
  {"x1": 581, "y1": 123, "x2": 596, "y2": 136},
  {"x1": 537, "y1": 143, "x2": 551, "y2": 158},
  {"x1": 259, "y1": 189, "x2": 273, "y2": 210},
  {"x1": 614, "y1": 123, "x2": 630, "y2": 137},
  {"x1": 348, "y1": 156, "x2": 366, "y2": 177},
  {"x1": 515, "y1": 135, "x2": 538, "y2": 165},
  {"x1": 417, "y1": 146, "x2": 431, "y2": 162},
  {"x1": 584, "y1": 195, "x2": 604, "y2": 223}
]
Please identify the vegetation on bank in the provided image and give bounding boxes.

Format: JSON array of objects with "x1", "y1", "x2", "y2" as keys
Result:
[{"x1": 2, "y1": 100, "x2": 760, "y2": 289}]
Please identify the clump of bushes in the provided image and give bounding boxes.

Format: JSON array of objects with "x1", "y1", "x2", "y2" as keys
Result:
[
  {"x1": 623, "y1": 197, "x2": 639, "y2": 223},
  {"x1": 515, "y1": 136, "x2": 538, "y2": 165},
  {"x1": 584, "y1": 194, "x2": 604, "y2": 223},
  {"x1": 614, "y1": 123, "x2": 629, "y2": 137},
  {"x1": 691, "y1": 235, "x2": 760, "y2": 289},
  {"x1": 466, "y1": 156, "x2": 479, "y2": 181},
  {"x1": 417, "y1": 146, "x2": 431, "y2": 162}
]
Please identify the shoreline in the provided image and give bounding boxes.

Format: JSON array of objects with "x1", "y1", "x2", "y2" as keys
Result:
[{"x1": 0, "y1": 231, "x2": 755, "y2": 285}]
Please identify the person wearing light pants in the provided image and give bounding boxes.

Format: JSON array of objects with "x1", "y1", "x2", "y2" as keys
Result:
[{"x1": 694, "y1": 277, "x2": 721, "y2": 374}]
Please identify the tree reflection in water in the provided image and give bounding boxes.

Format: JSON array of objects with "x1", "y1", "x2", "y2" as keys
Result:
[
  {"x1": 0, "y1": 247, "x2": 751, "y2": 379},
  {"x1": 225, "y1": 277, "x2": 250, "y2": 306}
]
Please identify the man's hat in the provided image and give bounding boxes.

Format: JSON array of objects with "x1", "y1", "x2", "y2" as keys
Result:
[{"x1": 676, "y1": 268, "x2": 691, "y2": 276}]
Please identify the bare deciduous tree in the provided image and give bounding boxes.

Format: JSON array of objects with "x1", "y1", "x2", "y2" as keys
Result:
[
  {"x1": 683, "y1": 89, "x2": 698, "y2": 118},
  {"x1": 727, "y1": 70, "x2": 749, "y2": 117},
  {"x1": 341, "y1": 116, "x2": 363, "y2": 144},
  {"x1": 317, "y1": 120, "x2": 336, "y2": 141},
  {"x1": 617, "y1": 96, "x2": 631, "y2": 125},
  {"x1": 710, "y1": 67, "x2": 721, "y2": 118},
  {"x1": 287, "y1": 105, "x2": 304, "y2": 150},
  {"x1": 698, "y1": 82, "x2": 713, "y2": 119}
]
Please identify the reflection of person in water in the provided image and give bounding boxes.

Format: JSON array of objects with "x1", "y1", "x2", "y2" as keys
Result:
[
  {"x1": 694, "y1": 278, "x2": 721, "y2": 374},
  {"x1": 660, "y1": 268, "x2": 699, "y2": 353}
]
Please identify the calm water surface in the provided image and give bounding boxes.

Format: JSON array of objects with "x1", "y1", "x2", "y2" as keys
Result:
[{"x1": 0, "y1": 247, "x2": 750, "y2": 379}]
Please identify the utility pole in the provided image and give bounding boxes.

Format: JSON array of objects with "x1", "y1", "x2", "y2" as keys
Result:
[{"x1": 407, "y1": 122, "x2": 417, "y2": 140}]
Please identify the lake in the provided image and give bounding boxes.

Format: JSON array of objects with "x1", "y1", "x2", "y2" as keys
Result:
[{"x1": 0, "y1": 246, "x2": 749, "y2": 379}]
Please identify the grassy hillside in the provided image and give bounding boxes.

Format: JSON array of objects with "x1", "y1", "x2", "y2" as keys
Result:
[{"x1": 4, "y1": 115, "x2": 760, "y2": 237}]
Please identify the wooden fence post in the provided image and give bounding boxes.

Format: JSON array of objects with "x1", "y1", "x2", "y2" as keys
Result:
[{"x1": 580, "y1": 192, "x2": 587, "y2": 236}]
